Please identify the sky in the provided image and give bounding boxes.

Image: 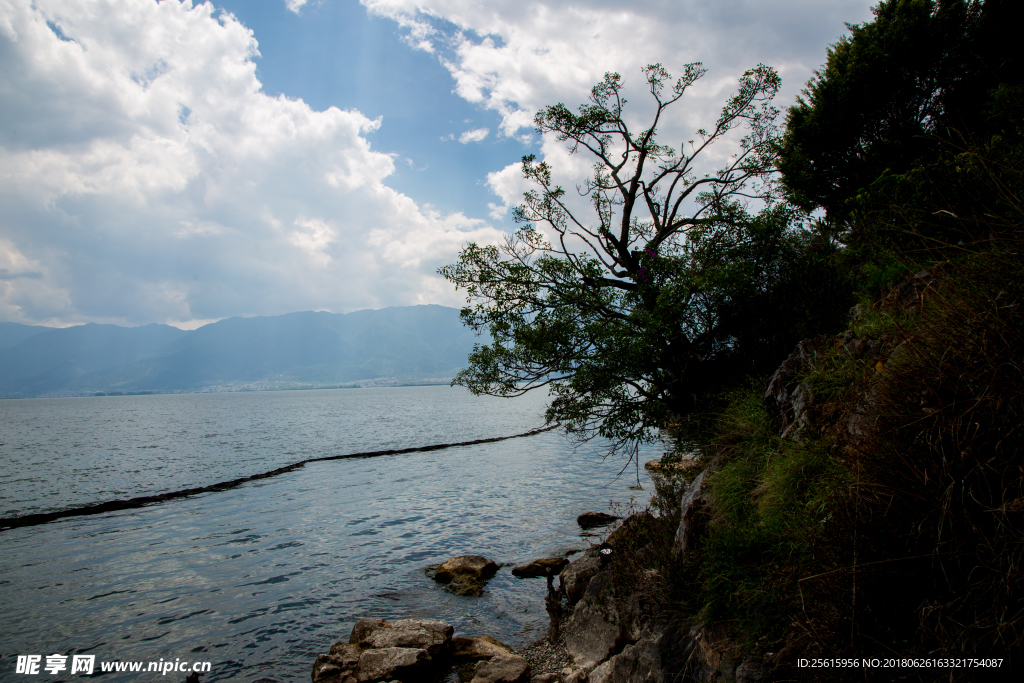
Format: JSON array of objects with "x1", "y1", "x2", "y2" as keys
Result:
[{"x1": 0, "y1": 0, "x2": 875, "y2": 329}]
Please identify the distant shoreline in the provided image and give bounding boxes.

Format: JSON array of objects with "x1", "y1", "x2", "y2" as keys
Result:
[{"x1": 0, "y1": 380, "x2": 456, "y2": 400}]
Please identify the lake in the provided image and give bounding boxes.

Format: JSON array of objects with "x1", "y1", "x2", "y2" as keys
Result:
[{"x1": 0, "y1": 386, "x2": 667, "y2": 682}]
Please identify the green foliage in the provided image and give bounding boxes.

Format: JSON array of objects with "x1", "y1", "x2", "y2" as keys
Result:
[
  {"x1": 777, "y1": 0, "x2": 1023, "y2": 255},
  {"x1": 442, "y1": 64, "x2": 851, "y2": 452},
  {"x1": 679, "y1": 386, "x2": 849, "y2": 644},
  {"x1": 778, "y1": 0, "x2": 980, "y2": 220}
]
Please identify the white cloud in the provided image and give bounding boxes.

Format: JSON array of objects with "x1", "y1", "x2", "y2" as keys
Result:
[
  {"x1": 458, "y1": 127, "x2": 489, "y2": 144},
  {"x1": 363, "y1": 0, "x2": 874, "y2": 139},
  {"x1": 363, "y1": 0, "x2": 875, "y2": 226},
  {"x1": 285, "y1": 0, "x2": 309, "y2": 14},
  {"x1": 0, "y1": 0, "x2": 503, "y2": 327}
]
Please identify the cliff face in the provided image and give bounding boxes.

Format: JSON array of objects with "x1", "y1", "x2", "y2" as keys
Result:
[{"x1": 568, "y1": 257, "x2": 1024, "y2": 682}]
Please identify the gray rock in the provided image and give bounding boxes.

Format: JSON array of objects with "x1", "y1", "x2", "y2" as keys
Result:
[
  {"x1": 328, "y1": 642, "x2": 363, "y2": 664},
  {"x1": 471, "y1": 654, "x2": 532, "y2": 683},
  {"x1": 530, "y1": 675, "x2": 560, "y2": 683},
  {"x1": 764, "y1": 337, "x2": 829, "y2": 429},
  {"x1": 779, "y1": 382, "x2": 816, "y2": 441},
  {"x1": 349, "y1": 619, "x2": 387, "y2": 645},
  {"x1": 348, "y1": 618, "x2": 453, "y2": 658},
  {"x1": 512, "y1": 557, "x2": 569, "y2": 578},
  {"x1": 673, "y1": 470, "x2": 707, "y2": 560},
  {"x1": 311, "y1": 652, "x2": 358, "y2": 683},
  {"x1": 577, "y1": 512, "x2": 620, "y2": 529},
  {"x1": 559, "y1": 549, "x2": 602, "y2": 606},
  {"x1": 564, "y1": 571, "x2": 623, "y2": 671},
  {"x1": 452, "y1": 635, "x2": 514, "y2": 660},
  {"x1": 356, "y1": 647, "x2": 430, "y2": 682},
  {"x1": 587, "y1": 637, "x2": 662, "y2": 683},
  {"x1": 434, "y1": 555, "x2": 499, "y2": 596}
]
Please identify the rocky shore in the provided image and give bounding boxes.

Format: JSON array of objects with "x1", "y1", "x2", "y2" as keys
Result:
[{"x1": 310, "y1": 493, "x2": 769, "y2": 683}]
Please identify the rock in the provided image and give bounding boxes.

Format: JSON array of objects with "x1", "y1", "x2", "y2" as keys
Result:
[
  {"x1": 471, "y1": 654, "x2": 532, "y2": 683},
  {"x1": 356, "y1": 647, "x2": 430, "y2": 682},
  {"x1": 348, "y1": 618, "x2": 453, "y2": 658},
  {"x1": 452, "y1": 635, "x2": 514, "y2": 660},
  {"x1": 512, "y1": 557, "x2": 570, "y2": 578},
  {"x1": 329, "y1": 642, "x2": 364, "y2": 663},
  {"x1": 311, "y1": 652, "x2": 358, "y2": 683},
  {"x1": 577, "y1": 512, "x2": 620, "y2": 529},
  {"x1": 587, "y1": 637, "x2": 662, "y2": 683},
  {"x1": 779, "y1": 382, "x2": 816, "y2": 441},
  {"x1": 559, "y1": 549, "x2": 602, "y2": 606},
  {"x1": 562, "y1": 670, "x2": 589, "y2": 683},
  {"x1": 842, "y1": 330, "x2": 883, "y2": 359},
  {"x1": 349, "y1": 619, "x2": 387, "y2": 645},
  {"x1": 530, "y1": 675, "x2": 560, "y2": 683},
  {"x1": 764, "y1": 338, "x2": 828, "y2": 422},
  {"x1": 673, "y1": 470, "x2": 707, "y2": 560},
  {"x1": 434, "y1": 555, "x2": 499, "y2": 596},
  {"x1": 564, "y1": 571, "x2": 623, "y2": 671}
]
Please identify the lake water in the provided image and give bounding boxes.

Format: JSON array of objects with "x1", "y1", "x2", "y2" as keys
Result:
[{"x1": 0, "y1": 386, "x2": 666, "y2": 682}]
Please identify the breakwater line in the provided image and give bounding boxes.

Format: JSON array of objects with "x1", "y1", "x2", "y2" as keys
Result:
[{"x1": 0, "y1": 424, "x2": 559, "y2": 532}]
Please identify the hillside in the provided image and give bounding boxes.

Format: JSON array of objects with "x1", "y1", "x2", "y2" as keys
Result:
[{"x1": 0, "y1": 305, "x2": 480, "y2": 397}]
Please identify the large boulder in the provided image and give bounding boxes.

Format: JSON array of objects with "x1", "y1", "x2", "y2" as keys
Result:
[
  {"x1": 312, "y1": 618, "x2": 455, "y2": 683},
  {"x1": 311, "y1": 649, "x2": 359, "y2": 683},
  {"x1": 563, "y1": 571, "x2": 624, "y2": 671},
  {"x1": 511, "y1": 557, "x2": 569, "y2": 578},
  {"x1": 559, "y1": 548, "x2": 602, "y2": 606},
  {"x1": 434, "y1": 555, "x2": 499, "y2": 596},
  {"x1": 452, "y1": 635, "x2": 514, "y2": 660},
  {"x1": 471, "y1": 654, "x2": 532, "y2": 683},
  {"x1": 577, "y1": 511, "x2": 620, "y2": 529},
  {"x1": 356, "y1": 647, "x2": 430, "y2": 682},
  {"x1": 587, "y1": 637, "x2": 663, "y2": 683},
  {"x1": 348, "y1": 618, "x2": 453, "y2": 659}
]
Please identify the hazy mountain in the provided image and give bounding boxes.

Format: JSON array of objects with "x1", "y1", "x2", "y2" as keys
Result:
[
  {"x1": 0, "y1": 322, "x2": 51, "y2": 351},
  {"x1": 0, "y1": 306, "x2": 481, "y2": 397}
]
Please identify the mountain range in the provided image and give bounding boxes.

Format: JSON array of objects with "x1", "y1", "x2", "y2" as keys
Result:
[{"x1": 0, "y1": 305, "x2": 482, "y2": 397}]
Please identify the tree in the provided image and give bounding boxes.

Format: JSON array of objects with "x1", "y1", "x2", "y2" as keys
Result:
[
  {"x1": 776, "y1": 0, "x2": 1024, "y2": 249},
  {"x1": 441, "y1": 64, "x2": 850, "y2": 454}
]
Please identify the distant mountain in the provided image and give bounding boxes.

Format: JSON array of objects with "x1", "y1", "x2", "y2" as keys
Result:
[
  {"x1": 0, "y1": 322, "x2": 51, "y2": 351},
  {"x1": 0, "y1": 306, "x2": 481, "y2": 397}
]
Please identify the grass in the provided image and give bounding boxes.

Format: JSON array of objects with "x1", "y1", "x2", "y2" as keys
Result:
[
  {"x1": 631, "y1": 237, "x2": 1024, "y2": 679},
  {"x1": 679, "y1": 387, "x2": 850, "y2": 649}
]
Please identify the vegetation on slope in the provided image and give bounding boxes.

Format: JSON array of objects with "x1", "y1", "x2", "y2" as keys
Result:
[{"x1": 443, "y1": 0, "x2": 1023, "y2": 677}]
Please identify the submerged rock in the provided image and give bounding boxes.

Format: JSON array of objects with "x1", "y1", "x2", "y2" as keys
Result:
[
  {"x1": 577, "y1": 511, "x2": 620, "y2": 529},
  {"x1": 433, "y1": 555, "x2": 499, "y2": 596},
  {"x1": 511, "y1": 557, "x2": 569, "y2": 578}
]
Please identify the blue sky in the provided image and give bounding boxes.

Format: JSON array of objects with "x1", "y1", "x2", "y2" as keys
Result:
[
  {"x1": 214, "y1": 0, "x2": 525, "y2": 218},
  {"x1": 0, "y1": 0, "x2": 874, "y2": 329}
]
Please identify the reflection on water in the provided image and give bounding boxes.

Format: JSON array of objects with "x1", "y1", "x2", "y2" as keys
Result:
[{"x1": 0, "y1": 387, "x2": 666, "y2": 682}]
